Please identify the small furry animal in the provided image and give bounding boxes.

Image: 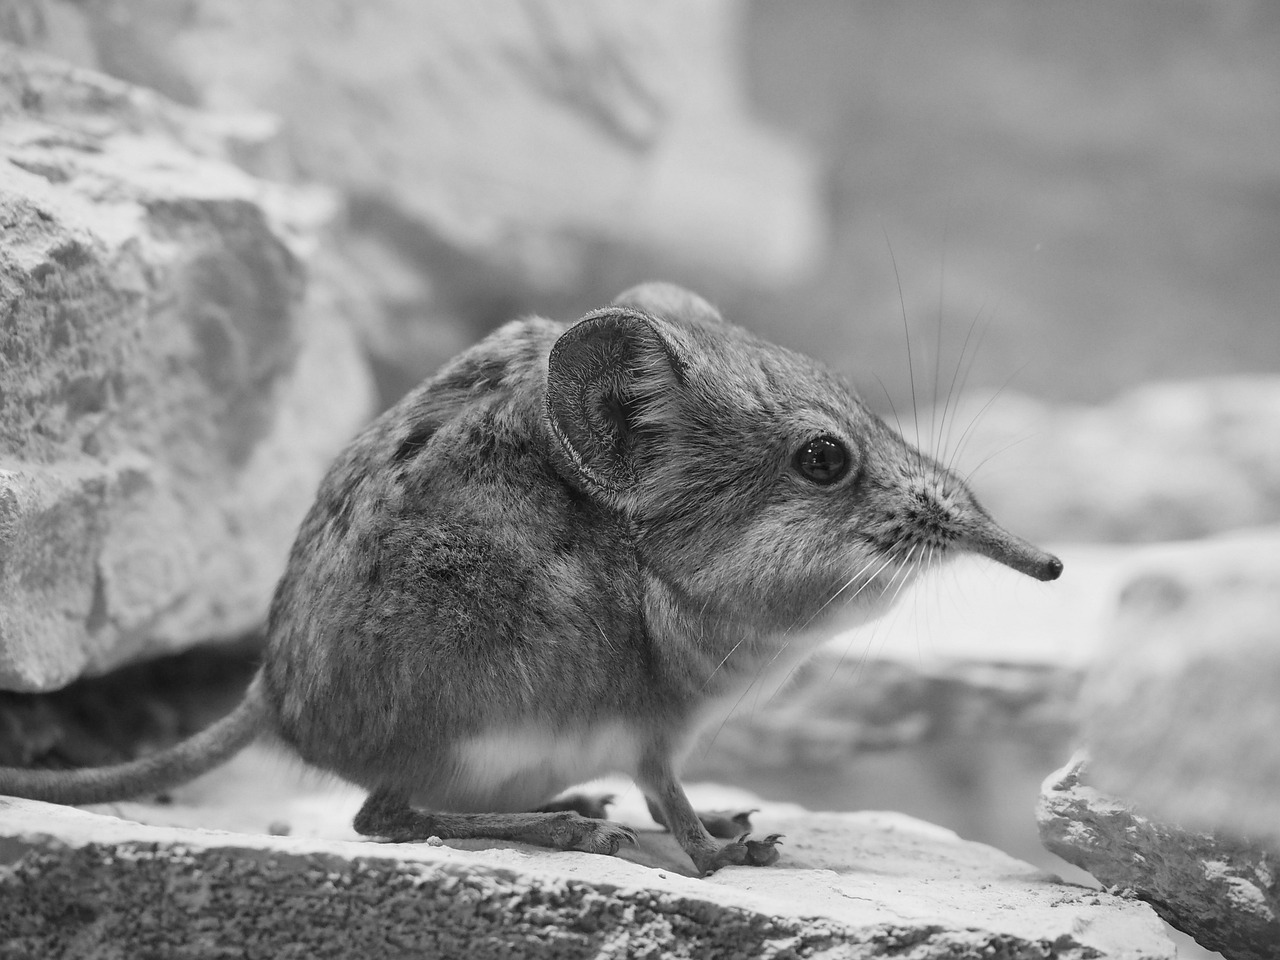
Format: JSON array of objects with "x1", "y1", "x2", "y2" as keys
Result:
[{"x1": 0, "y1": 282, "x2": 1060, "y2": 875}]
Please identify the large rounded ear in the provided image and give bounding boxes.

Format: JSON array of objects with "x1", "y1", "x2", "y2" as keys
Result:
[
  {"x1": 545, "y1": 307, "x2": 682, "y2": 500},
  {"x1": 612, "y1": 282, "x2": 723, "y2": 327}
]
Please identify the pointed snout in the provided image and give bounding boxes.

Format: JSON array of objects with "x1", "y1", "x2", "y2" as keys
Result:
[{"x1": 955, "y1": 518, "x2": 1063, "y2": 582}]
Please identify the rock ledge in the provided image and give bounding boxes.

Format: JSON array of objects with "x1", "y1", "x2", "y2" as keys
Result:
[{"x1": 0, "y1": 786, "x2": 1173, "y2": 959}]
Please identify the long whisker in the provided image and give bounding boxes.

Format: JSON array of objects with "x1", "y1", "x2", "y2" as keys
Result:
[
  {"x1": 762, "y1": 550, "x2": 894, "y2": 703},
  {"x1": 751, "y1": 552, "x2": 894, "y2": 700},
  {"x1": 961, "y1": 433, "x2": 1033, "y2": 484},
  {"x1": 713, "y1": 546, "x2": 903, "y2": 739},
  {"x1": 772, "y1": 546, "x2": 915, "y2": 701},
  {"x1": 873, "y1": 373, "x2": 906, "y2": 441},
  {"x1": 800, "y1": 551, "x2": 899, "y2": 636},
  {"x1": 882, "y1": 228, "x2": 921, "y2": 451},
  {"x1": 940, "y1": 306, "x2": 992, "y2": 468},
  {"x1": 701, "y1": 629, "x2": 752, "y2": 690},
  {"x1": 705, "y1": 546, "x2": 870, "y2": 692},
  {"x1": 881, "y1": 543, "x2": 919, "y2": 612},
  {"x1": 707, "y1": 536, "x2": 873, "y2": 712},
  {"x1": 917, "y1": 542, "x2": 940, "y2": 660},
  {"x1": 936, "y1": 298, "x2": 985, "y2": 483},
  {"x1": 947, "y1": 361, "x2": 1028, "y2": 477},
  {"x1": 930, "y1": 224, "x2": 949, "y2": 466},
  {"x1": 826, "y1": 542, "x2": 918, "y2": 682},
  {"x1": 825, "y1": 528, "x2": 943, "y2": 705}
]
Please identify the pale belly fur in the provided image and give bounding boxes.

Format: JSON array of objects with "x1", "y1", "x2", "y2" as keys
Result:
[{"x1": 439, "y1": 720, "x2": 642, "y2": 813}]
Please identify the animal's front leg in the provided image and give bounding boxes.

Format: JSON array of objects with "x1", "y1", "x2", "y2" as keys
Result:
[
  {"x1": 637, "y1": 748, "x2": 782, "y2": 875},
  {"x1": 644, "y1": 796, "x2": 758, "y2": 839}
]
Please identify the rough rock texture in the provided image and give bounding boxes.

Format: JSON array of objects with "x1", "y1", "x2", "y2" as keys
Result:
[
  {"x1": 1073, "y1": 530, "x2": 1280, "y2": 845},
  {"x1": 939, "y1": 379, "x2": 1280, "y2": 543},
  {"x1": 1035, "y1": 533, "x2": 1280, "y2": 958},
  {"x1": 1, "y1": 0, "x2": 823, "y2": 401},
  {"x1": 1039, "y1": 758, "x2": 1280, "y2": 960},
  {"x1": 0, "y1": 776, "x2": 1175, "y2": 959},
  {"x1": 0, "y1": 48, "x2": 375, "y2": 691}
]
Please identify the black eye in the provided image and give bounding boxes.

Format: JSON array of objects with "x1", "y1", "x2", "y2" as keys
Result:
[{"x1": 794, "y1": 435, "x2": 850, "y2": 485}]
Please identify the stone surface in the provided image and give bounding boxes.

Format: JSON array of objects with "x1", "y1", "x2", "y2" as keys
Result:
[
  {"x1": 1, "y1": 0, "x2": 824, "y2": 400},
  {"x1": 1072, "y1": 529, "x2": 1280, "y2": 846},
  {"x1": 1034, "y1": 530, "x2": 1280, "y2": 960},
  {"x1": 0, "y1": 765, "x2": 1175, "y2": 959},
  {"x1": 936, "y1": 379, "x2": 1280, "y2": 544},
  {"x1": 0, "y1": 48, "x2": 375, "y2": 691},
  {"x1": 1039, "y1": 757, "x2": 1280, "y2": 960}
]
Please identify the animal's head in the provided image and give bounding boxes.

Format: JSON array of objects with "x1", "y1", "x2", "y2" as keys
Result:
[{"x1": 545, "y1": 282, "x2": 1060, "y2": 633}]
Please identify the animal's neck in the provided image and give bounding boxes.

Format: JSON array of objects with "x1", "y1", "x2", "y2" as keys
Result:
[{"x1": 638, "y1": 566, "x2": 812, "y2": 702}]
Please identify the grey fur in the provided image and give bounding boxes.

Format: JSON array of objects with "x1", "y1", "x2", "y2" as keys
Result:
[{"x1": 0, "y1": 283, "x2": 1060, "y2": 875}]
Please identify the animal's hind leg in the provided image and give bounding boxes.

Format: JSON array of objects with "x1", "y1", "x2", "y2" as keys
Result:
[
  {"x1": 537, "y1": 790, "x2": 755, "y2": 835},
  {"x1": 537, "y1": 791, "x2": 616, "y2": 820},
  {"x1": 644, "y1": 796, "x2": 758, "y2": 839},
  {"x1": 353, "y1": 788, "x2": 638, "y2": 855}
]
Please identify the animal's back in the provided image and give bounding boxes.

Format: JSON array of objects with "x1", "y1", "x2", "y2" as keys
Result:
[{"x1": 259, "y1": 318, "x2": 653, "y2": 804}]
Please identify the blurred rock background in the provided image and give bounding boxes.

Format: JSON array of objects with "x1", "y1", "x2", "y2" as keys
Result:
[{"x1": 1, "y1": 2, "x2": 1277, "y2": 956}]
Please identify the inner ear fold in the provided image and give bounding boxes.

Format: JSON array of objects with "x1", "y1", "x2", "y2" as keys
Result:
[
  {"x1": 545, "y1": 307, "x2": 681, "y2": 499},
  {"x1": 612, "y1": 282, "x2": 723, "y2": 327}
]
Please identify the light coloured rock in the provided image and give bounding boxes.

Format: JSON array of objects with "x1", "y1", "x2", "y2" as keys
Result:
[
  {"x1": 1073, "y1": 530, "x2": 1280, "y2": 844},
  {"x1": 2, "y1": 0, "x2": 824, "y2": 393},
  {"x1": 1035, "y1": 535, "x2": 1280, "y2": 958},
  {"x1": 940, "y1": 379, "x2": 1280, "y2": 543},
  {"x1": 1039, "y1": 757, "x2": 1280, "y2": 960},
  {"x1": 0, "y1": 768, "x2": 1175, "y2": 959},
  {"x1": 0, "y1": 49, "x2": 375, "y2": 691}
]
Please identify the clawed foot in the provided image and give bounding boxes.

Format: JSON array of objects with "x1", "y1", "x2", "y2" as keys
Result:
[
  {"x1": 696, "y1": 832, "x2": 784, "y2": 875},
  {"x1": 534, "y1": 795, "x2": 633, "y2": 854},
  {"x1": 544, "y1": 812, "x2": 639, "y2": 855}
]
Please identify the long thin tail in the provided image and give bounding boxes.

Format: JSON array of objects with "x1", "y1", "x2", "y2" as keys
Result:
[{"x1": 0, "y1": 670, "x2": 269, "y2": 806}]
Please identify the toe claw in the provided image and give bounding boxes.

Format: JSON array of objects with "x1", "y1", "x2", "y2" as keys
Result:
[
  {"x1": 599, "y1": 822, "x2": 638, "y2": 855},
  {"x1": 744, "y1": 833, "x2": 783, "y2": 867},
  {"x1": 697, "y1": 830, "x2": 784, "y2": 874}
]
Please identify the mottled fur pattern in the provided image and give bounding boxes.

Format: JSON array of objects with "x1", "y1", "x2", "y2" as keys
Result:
[
  {"x1": 262, "y1": 283, "x2": 1055, "y2": 813},
  {"x1": 0, "y1": 282, "x2": 1060, "y2": 874},
  {"x1": 264, "y1": 316, "x2": 654, "y2": 810}
]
